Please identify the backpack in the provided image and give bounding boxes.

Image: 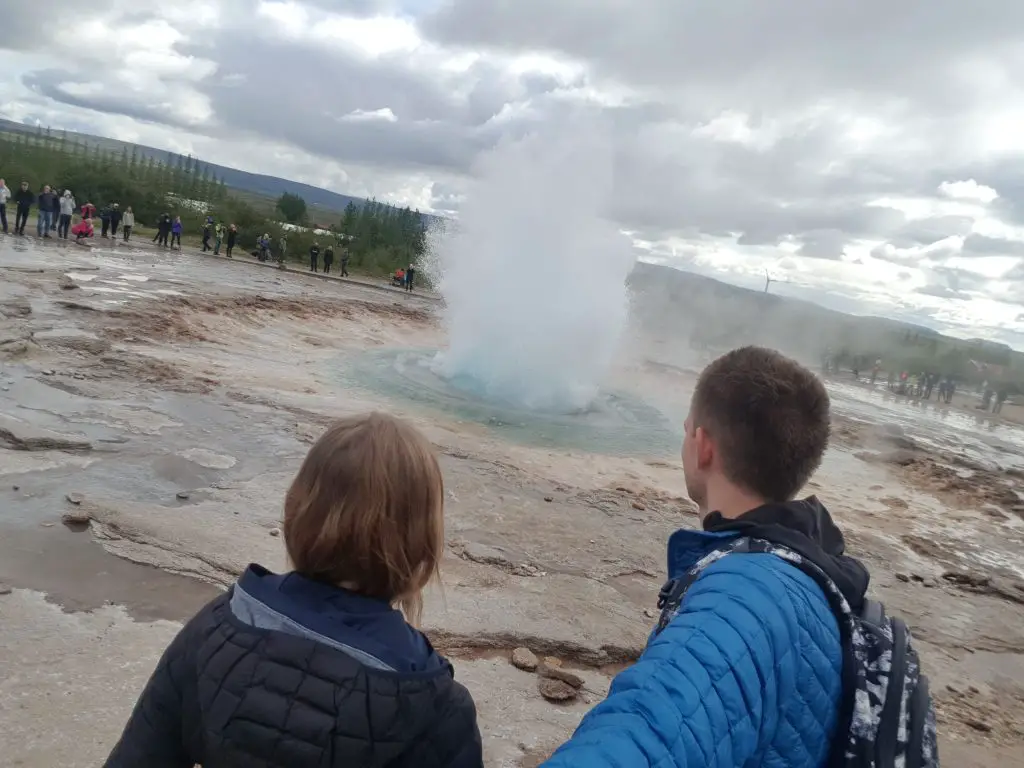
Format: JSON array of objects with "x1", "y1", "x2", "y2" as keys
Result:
[{"x1": 654, "y1": 536, "x2": 939, "y2": 768}]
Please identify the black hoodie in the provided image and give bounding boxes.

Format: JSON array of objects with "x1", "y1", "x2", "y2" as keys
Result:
[{"x1": 703, "y1": 496, "x2": 870, "y2": 611}]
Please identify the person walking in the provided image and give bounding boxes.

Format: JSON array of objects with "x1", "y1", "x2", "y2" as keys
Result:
[
  {"x1": 170, "y1": 216, "x2": 183, "y2": 249},
  {"x1": 322, "y1": 243, "x2": 334, "y2": 274},
  {"x1": 109, "y1": 204, "x2": 123, "y2": 238},
  {"x1": 58, "y1": 190, "x2": 76, "y2": 239},
  {"x1": 121, "y1": 207, "x2": 135, "y2": 241},
  {"x1": 36, "y1": 185, "x2": 58, "y2": 238},
  {"x1": 543, "y1": 347, "x2": 937, "y2": 768},
  {"x1": 0, "y1": 178, "x2": 11, "y2": 234},
  {"x1": 309, "y1": 241, "x2": 320, "y2": 272},
  {"x1": 14, "y1": 181, "x2": 34, "y2": 235},
  {"x1": 225, "y1": 224, "x2": 237, "y2": 258},
  {"x1": 339, "y1": 244, "x2": 349, "y2": 277}
]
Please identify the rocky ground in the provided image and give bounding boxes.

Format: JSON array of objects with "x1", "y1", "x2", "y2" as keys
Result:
[{"x1": 0, "y1": 238, "x2": 1021, "y2": 767}]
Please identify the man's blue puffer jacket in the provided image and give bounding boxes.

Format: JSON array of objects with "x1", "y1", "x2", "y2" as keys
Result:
[{"x1": 544, "y1": 499, "x2": 868, "y2": 768}]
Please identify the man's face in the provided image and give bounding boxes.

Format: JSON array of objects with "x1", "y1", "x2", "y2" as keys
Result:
[
  {"x1": 681, "y1": 408, "x2": 710, "y2": 513},
  {"x1": 43, "y1": 185, "x2": 50, "y2": 193},
  {"x1": 20, "y1": 182, "x2": 27, "y2": 190}
]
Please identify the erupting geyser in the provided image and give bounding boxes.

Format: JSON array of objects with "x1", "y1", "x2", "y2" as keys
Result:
[{"x1": 429, "y1": 123, "x2": 636, "y2": 412}]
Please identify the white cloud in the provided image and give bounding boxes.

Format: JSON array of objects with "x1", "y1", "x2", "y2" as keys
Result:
[{"x1": 939, "y1": 179, "x2": 999, "y2": 204}]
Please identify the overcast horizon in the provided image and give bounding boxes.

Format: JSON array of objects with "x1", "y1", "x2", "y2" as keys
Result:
[{"x1": 4, "y1": 1, "x2": 1024, "y2": 348}]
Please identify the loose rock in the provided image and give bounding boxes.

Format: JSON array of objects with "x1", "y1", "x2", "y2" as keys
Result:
[
  {"x1": 0, "y1": 583, "x2": 12, "y2": 595},
  {"x1": 269, "y1": 528, "x2": 281, "y2": 537},
  {"x1": 543, "y1": 656, "x2": 563, "y2": 668},
  {"x1": 631, "y1": 501, "x2": 646, "y2": 511},
  {"x1": 61, "y1": 509, "x2": 91, "y2": 525},
  {"x1": 543, "y1": 496, "x2": 553, "y2": 503},
  {"x1": 538, "y1": 678, "x2": 577, "y2": 703},
  {"x1": 65, "y1": 492, "x2": 84, "y2": 505},
  {"x1": 895, "y1": 573, "x2": 910, "y2": 583},
  {"x1": 511, "y1": 647, "x2": 538, "y2": 672},
  {"x1": 176, "y1": 491, "x2": 190, "y2": 500},
  {"x1": 58, "y1": 275, "x2": 79, "y2": 290},
  {"x1": 538, "y1": 662, "x2": 584, "y2": 689}
]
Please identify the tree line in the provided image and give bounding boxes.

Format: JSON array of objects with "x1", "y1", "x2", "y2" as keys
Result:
[{"x1": 0, "y1": 125, "x2": 430, "y2": 275}]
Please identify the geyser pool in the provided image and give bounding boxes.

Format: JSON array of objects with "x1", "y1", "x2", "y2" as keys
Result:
[
  {"x1": 427, "y1": 122, "x2": 636, "y2": 412},
  {"x1": 336, "y1": 349, "x2": 679, "y2": 457}
]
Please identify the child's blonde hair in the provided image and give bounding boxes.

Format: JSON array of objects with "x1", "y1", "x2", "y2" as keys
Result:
[{"x1": 283, "y1": 412, "x2": 444, "y2": 623}]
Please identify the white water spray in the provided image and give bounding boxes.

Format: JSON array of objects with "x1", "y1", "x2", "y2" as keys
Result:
[{"x1": 430, "y1": 122, "x2": 635, "y2": 411}]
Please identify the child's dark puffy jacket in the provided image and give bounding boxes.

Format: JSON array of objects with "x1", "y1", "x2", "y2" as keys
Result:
[{"x1": 104, "y1": 566, "x2": 483, "y2": 768}]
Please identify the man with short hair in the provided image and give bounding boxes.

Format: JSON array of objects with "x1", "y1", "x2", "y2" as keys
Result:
[
  {"x1": 544, "y1": 346, "x2": 869, "y2": 768},
  {"x1": 14, "y1": 181, "x2": 33, "y2": 235},
  {"x1": 37, "y1": 185, "x2": 58, "y2": 237}
]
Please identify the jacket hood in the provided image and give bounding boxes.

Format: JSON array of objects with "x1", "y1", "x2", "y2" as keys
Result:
[
  {"x1": 702, "y1": 496, "x2": 870, "y2": 611},
  {"x1": 233, "y1": 564, "x2": 442, "y2": 674}
]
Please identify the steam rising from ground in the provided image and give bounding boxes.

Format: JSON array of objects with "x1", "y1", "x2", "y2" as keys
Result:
[{"x1": 429, "y1": 123, "x2": 635, "y2": 411}]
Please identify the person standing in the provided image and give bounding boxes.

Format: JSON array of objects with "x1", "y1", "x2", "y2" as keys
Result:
[
  {"x1": 278, "y1": 234, "x2": 288, "y2": 265},
  {"x1": 122, "y1": 207, "x2": 135, "y2": 241},
  {"x1": 154, "y1": 213, "x2": 171, "y2": 246},
  {"x1": 309, "y1": 241, "x2": 320, "y2": 272},
  {"x1": 0, "y1": 178, "x2": 10, "y2": 234},
  {"x1": 404, "y1": 264, "x2": 416, "y2": 292},
  {"x1": 14, "y1": 181, "x2": 34, "y2": 235},
  {"x1": 322, "y1": 243, "x2": 334, "y2": 274},
  {"x1": 102, "y1": 413, "x2": 484, "y2": 768},
  {"x1": 543, "y1": 346, "x2": 936, "y2": 768},
  {"x1": 225, "y1": 224, "x2": 237, "y2": 258},
  {"x1": 58, "y1": 190, "x2": 76, "y2": 239},
  {"x1": 213, "y1": 222, "x2": 225, "y2": 255},
  {"x1": 109, "y1": 204, "x2": 123, "y2": 238},
  {"x1": 339, "y1": 244, "x2": 349, "y2": 277},
  {"x1": 100, "y1": 205, "x2": 112, "y2": 237},
  {"x1": 201, "y1": 215, "x2": 213, "y2": 252},
  {"x1": 36, "y1": 185, "x2": 58, "y2": 238},
  {"x1": 170, "y1": 216, "x2": 183, "y2": 249}
]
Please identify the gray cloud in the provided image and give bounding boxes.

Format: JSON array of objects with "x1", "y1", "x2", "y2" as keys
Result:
[
  {"x1": 797, "y1": 229, "x2": 848, "y2": 261},
  {"x1": 961, "y1": 233, "x2": 1024, "y2": 258},
  {"x1": 888, "y1": 215, "x2": 974, "y2": 248},
  {"x1": 21, "y1": 70, "x2": 197, "y2": 129},
  {"x1": 420, "y1": 0, "x2": 1024, "y2": 113}
]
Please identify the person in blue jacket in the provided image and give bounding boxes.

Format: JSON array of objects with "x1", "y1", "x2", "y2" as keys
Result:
[{"x1": 544, "y1": 346, "x2": 870, "y2": 768}]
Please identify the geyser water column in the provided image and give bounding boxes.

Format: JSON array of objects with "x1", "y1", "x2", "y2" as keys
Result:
[{"x1": 430, "y1": 123, "x2": 636, "y2": 412}]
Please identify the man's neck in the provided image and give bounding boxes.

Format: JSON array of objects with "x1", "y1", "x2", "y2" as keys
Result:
[{"x1": 703, "y1": 479, "x2": 767, "y2": 521}]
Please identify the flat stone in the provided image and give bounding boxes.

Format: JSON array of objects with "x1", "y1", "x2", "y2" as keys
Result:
[
  {"x1": 176, "y1": 491, "x2": 190, "y2": 500},
  {"x1": 543, "y1": 656, "x2": 562, "y2": 669},
  {"x1": 538, "y1": 678, "x2": 578, "y2": 703},
  {"x1": 0, "y1": 414, "x2": 92, "y2": 452},
  {"x1": 65, "y1": 492, "x2": 85, "y2": 505},
  {"x1": 538, "y1": 663, "x2": 584, "y2": 689},
  {"x1": 510, "y1": 647, "x2": 538, "y2": 672},
  {"x1": 0, "y1": 583, "x2": 12, "y2": 596}
]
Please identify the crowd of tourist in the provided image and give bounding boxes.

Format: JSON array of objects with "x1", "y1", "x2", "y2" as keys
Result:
[{"x1": 0, "y1": 177, "x2": 418, "y2": 295}]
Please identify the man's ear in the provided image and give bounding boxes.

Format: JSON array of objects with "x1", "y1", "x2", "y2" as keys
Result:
[{"x1": 695, "y1": 426, "x2": 714, "y2": 470}]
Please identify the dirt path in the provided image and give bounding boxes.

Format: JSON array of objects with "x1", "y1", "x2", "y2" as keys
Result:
[{"x1": 0, "y1": 239, "x2": 1021, "y2": 766}]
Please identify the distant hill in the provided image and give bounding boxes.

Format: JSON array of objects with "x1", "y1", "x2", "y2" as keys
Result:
[
  {"x1": 628, "y1": 261, "x2": 1021, "y2": 376},
  {"x1": 0, "y1": 118, "x2": 403, "y2": 219}
]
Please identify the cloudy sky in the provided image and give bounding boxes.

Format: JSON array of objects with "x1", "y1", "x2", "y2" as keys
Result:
[{"x1": 4, "y1": 1, "x2": 1024, "y2": 346}]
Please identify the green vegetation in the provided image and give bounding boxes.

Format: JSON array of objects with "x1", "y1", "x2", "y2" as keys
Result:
[
  {"x1": 0, "y1": 125, "x2": 430, "y2": 275},
  {"x1": 275, "y1": 192, "x2": 307, "y2": 224}
]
